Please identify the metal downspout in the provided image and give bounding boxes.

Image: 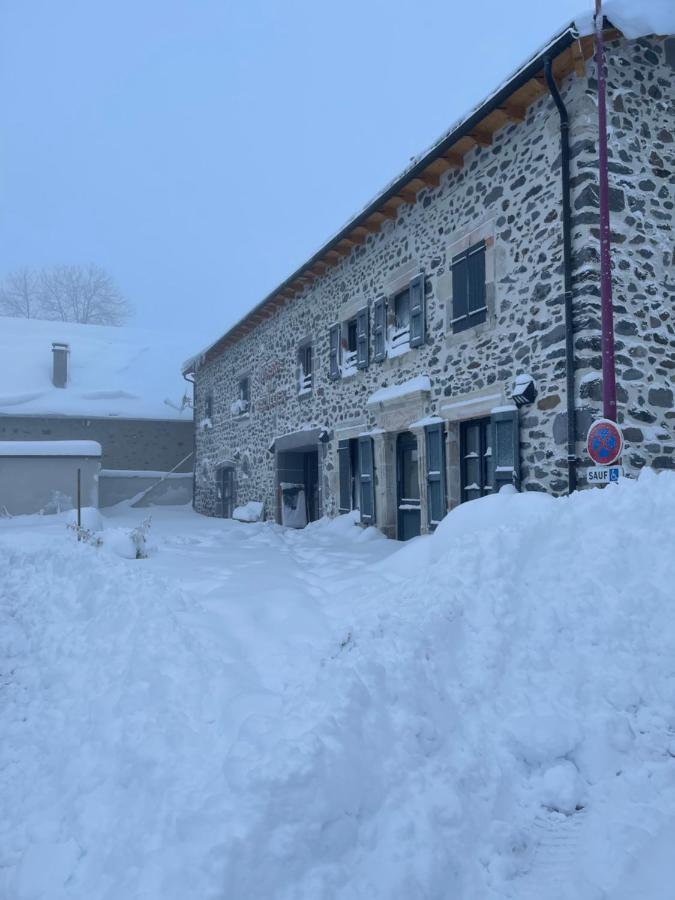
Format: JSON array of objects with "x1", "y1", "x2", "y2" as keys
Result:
[
  {"x1": 182, "y1": 370, "x2": 197, "y2": 510},
  {"x1": 544, "y1": 57, "x2": 577, "y2": 494}
]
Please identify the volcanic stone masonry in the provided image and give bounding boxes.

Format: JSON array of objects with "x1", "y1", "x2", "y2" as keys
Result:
[{"x1": 191, "y1": 34, "x2": 674, "y2": 526}]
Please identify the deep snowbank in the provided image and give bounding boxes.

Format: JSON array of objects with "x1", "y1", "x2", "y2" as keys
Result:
[
  {"x1": 222, "y1": 472, "x2": 675, "y2": 899},
  {"x1": 2, "y1": 473, "x2": 675, "y2": 899}
]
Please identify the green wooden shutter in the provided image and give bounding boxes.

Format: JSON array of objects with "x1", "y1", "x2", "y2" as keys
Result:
[
  {"x1": 373, "y1": 296, "x2": 386, "y2": 362},
  {"x1": 409, "y1": 273, "x2": 426, "y2": 348},
  {"x1": 425, "y1": 422, "x2": 446, "y2": 528},
  {"x1": 356, "y1": 306, "x2": 370, "y2": 369},
  {"x1": 491, "y1": 407, "x2": 520, "y2": 491},
  {"x1": 338, "y1": 440, "x2": 352, "y2": 513},
  {"x1": 329, "y1": 323, "x2": 341, "y2": 380},
  {"x1": 358, "y1": 436, "x2": 376, "y2": 524}
]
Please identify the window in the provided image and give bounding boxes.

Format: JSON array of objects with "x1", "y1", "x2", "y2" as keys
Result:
[
  {"x1": 460, "y1": 417, "x2": 492, "y2": 502},
  {"x1": 343, "y1": 317, "x2": 358, "y2": 372},
  {"x1": 373, "y1": 273, "x2": 425, "y2": 362},
  {"x1": 452, "y1": 241, "x2": 487, "y2": 333},
  {"x1": 329, "y1": 306, "x2": 370, "y2": 379},
  {"x1": 390, "y1": 288, "x2": 410, "y2": 352},
  {"x1": 298, "y1": 344, "x2": 313, "y2": 393},
  {"x1": 205, "y1": 392, "x2": 213, "y2": 419},
  {"x1": 231, "y1": 376, "x2": 250, "y2": 416}
]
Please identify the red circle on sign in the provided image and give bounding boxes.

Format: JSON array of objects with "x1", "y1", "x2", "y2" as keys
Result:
[{"x1": 587, "y1": 418, "x2": 623, "y2": 466}]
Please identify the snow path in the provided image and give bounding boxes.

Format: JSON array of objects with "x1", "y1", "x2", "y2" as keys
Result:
[
  {"x1": 0, "y1": 509, "x2": 396, "y2": 900},
  {"x1": 2, "y1": 473, "x2": 675, "y2": 899}
]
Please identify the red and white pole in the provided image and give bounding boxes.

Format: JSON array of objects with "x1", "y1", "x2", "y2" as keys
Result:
[{"x1": 594, "y1": 0, "x2": 617, "y2": 421}]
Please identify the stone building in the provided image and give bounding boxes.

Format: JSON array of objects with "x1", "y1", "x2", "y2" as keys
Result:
[
  {"x1": 184, "y1": 19, "x2": 674, "y2": 539},
  {"x1": 0, "y1": 316, "x2": 194, "y2": 509}
]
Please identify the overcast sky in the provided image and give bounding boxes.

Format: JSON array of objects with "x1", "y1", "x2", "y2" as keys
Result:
[{"x1": 1, "y1": 0, "x2": 588, "y2": 352}]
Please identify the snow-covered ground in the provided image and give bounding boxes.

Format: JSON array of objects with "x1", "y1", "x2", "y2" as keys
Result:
[{"x1": 2, "y1": 473, "x2": 675, "y2": 899}]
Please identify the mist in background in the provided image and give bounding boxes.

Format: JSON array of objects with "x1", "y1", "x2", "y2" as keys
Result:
[{"x1": 0, "y1": 0, "x2": 588, "y2": 352}]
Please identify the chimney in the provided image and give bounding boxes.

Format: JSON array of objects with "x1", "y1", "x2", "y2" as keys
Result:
[{"x1": 52, "y1": 342, "x2": 69, "y2": 388}]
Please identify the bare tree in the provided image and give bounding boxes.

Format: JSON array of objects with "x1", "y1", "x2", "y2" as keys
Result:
[
  {"x1": 0, "y1": 264, "x2": 132, "y2": 325},
  {"x1": 0, "y1": 268, "x2": 41, "y2": 318},
  {"x1": 38, "y1": 264, "x2": 132, "y2": 325}
]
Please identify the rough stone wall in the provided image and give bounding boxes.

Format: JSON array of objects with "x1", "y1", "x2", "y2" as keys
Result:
[
  {"x1": 193, "y1": 35, "x2": 673, "y2": 522},
  {"x1": 566, "y1": 35, "x2": 674, "y2": 472},
  {"x1": 0, "y1": 416, "x2": 194, "y2": 472}
]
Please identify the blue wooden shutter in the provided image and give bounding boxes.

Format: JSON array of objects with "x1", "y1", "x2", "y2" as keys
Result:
[
  {"x1": 491, "y1": 407, "x2": 520, "y2": 491},
  {"x1": 425, "y1": 422, "x2": 446, "y2": 528},
  {"x1": 338, "y1": 440, "x2": 352, "y2": 513},
  {"x1": 214, "y1": 469, "x2": 223, "y2": 517},
  {"x1": 356, "y1": 306, "x2": 370, "y2": 369},
  {"x1": 451, "y1": 253, "x2": 468, "y2": 331},
  {"x1": 467, "y1": 242, "x2": 486, "y2": 317},
  {"x1": 329, "y1": 323, "x2": 341, "y2": 380},
  {"x1": 358, "y1": 436, "x2": 375, "y2": 524},
  {"x1": 409, "y1": 273, "x2": 426, "y2": 348},
  {"x1": 373, "y1": 296, "x2": 386, "y2": 362}
]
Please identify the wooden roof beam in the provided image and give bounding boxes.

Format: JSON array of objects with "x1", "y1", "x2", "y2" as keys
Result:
[
  {"x1": 529, "y1": 73, "x2": 550, "y2": 95},
  {"x1": 441, "y1": 150, "x2": 464, "y2": 168},
  {"x1": 365, "y1": 211, "x2": 389, "y2": 230},
  {"x1": 363, "y1": 220, "x2": 382, "y2": 233},
  {"x1": 380, "y1": 199, "x2": 403, "y2": 217},
  {"x1": 419, "y1": 170, "x2": 441, "y2": 188},
  {"x1": 468, "y1": 129, "x2": 493, "y2": 147},
  {"x1": 351, "y1": 225, "x2": 370, "y2": 240},
  {"x1": 338, "y1": 236, "x2": 363, "y2": 251},
  {"x1": 498, "y1": 103, "x2": 526, "y2": 122}
]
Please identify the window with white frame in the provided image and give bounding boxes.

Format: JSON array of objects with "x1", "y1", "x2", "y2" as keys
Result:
[
  {"x1": 231, "y1": 376, "x2": 250, "y2": 416},
  {"x1": 298, "y1": 342, "x2": 313, "y2": 393}
]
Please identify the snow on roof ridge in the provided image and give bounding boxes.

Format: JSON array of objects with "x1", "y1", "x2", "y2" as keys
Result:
[
  {"x1": 0, "y1": 316, "x2": 193, "y2": 421},
  {"x1": 0, "y1": 440, "x2": 102, "y2": 457},
  {"x1": 575, "y1": 0, "x2": 675, "y2": 40}
]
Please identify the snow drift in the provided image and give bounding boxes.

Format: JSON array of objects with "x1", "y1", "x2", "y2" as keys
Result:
[{"x1": 2, "y1": 473, "x2": 675, "y2": 899}]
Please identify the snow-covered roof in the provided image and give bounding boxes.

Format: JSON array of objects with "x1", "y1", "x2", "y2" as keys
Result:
[
  {"x1": 0, "y1": 440, "x2": 102, "y2": 457},
  {"x1": 575, "y1": 0, "x2": 675, "y2": 39},
  {"x1": 0, "y1": 317, "x2": 193, "y2": 421}
]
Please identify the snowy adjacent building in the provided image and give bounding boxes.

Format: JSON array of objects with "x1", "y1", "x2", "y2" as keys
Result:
[
  {"x1": 184, "y1": 17, "x2": 674, "y2": 539},
  {"x1": 0, "y1": 317, "x2": 193, "y2": 511}
]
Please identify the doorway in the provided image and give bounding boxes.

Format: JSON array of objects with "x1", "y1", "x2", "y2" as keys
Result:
[
  {"x1": 219, "y1": 466, "x2": 235, "y2": 518},
  {"x1": 396, "y1": 431, "x2": 421, "y2": 541},
  {"x1": 277, "y1": 447, "x2": 319, "y2": 527}
]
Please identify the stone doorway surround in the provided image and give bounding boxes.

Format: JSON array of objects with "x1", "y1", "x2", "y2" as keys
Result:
[
  {"x1": 439, "y1": 383, "x2": 507, "y2": 510},
  {"x1": 366, "y1": 376, "x2": 432, "y2": 538}
]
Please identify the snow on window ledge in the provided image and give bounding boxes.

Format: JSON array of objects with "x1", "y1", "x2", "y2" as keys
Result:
[{"x1": 230, "y1": 398, "x2": 249, "y2": 417}]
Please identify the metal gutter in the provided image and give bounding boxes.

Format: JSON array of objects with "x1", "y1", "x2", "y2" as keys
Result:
[
  {"x1": 184, "y1": 23, "x2": 580, "y2": 372},
  {"x1": 544, "y1": 57, "x2": 577, "y2": 494}
]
